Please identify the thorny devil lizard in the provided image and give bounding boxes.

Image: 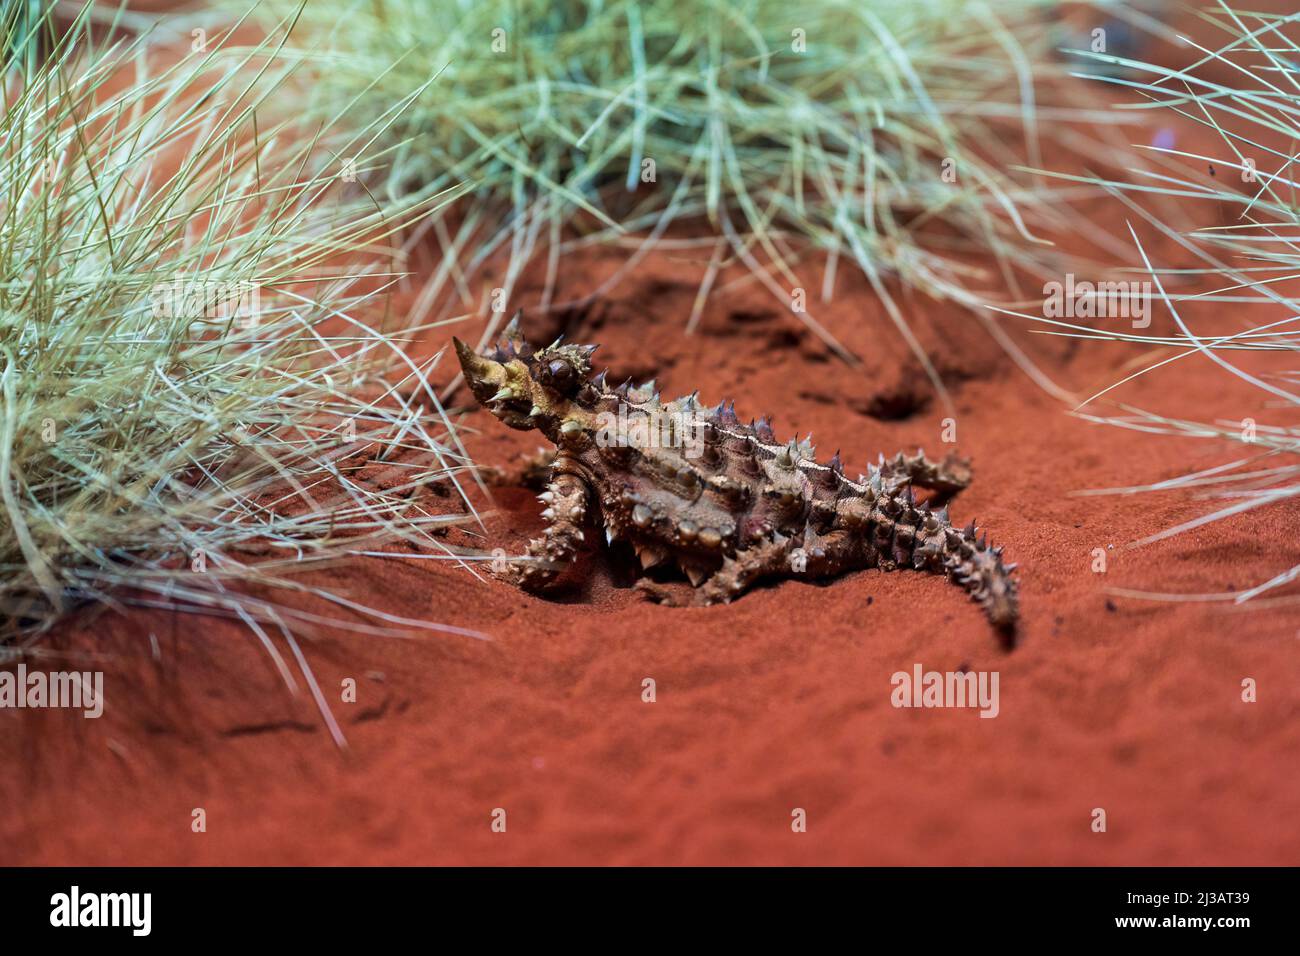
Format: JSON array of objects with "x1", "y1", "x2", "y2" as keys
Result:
[{"x1": 454, "y1": 318, "x2": 1019, "y2": 638}]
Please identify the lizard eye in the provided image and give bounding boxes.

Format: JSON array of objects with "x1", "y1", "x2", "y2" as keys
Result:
[{"x1": 543, "y1": 358, "x2": 577, "y2": 394}]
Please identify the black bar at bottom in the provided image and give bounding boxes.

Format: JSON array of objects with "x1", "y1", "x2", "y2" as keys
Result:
[{"x1": 0, "y1": 867, "x2": 1286, "y2": 942}]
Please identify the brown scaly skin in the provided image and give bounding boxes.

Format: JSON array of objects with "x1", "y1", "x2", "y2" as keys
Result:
[{"x1": 454, "y1": 316, "x2": 1019, "y2": 639}]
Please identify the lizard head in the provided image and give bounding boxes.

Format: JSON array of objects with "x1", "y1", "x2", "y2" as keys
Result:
[{"x1": 453, "y1": 313, "x2": 602, "y2": 439}]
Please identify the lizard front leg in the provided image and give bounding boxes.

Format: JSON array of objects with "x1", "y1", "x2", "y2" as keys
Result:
[
  {"x1": 481, "y1": 446, "x2": 557, "y2": 490},
  {"x1": 505, "y1": 470, "x2": 593, "y2": 591}
]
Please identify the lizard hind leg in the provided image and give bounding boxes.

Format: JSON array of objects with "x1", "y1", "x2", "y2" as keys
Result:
[
  {"x1": 694, "y1": 536, "x2": 795, "y2": 605},
  {"x1": 796, "y1": 528, "x2": 867, "y2": 579},
  {"x1": 879, "y1": 450, "x2": 972, "y2": 503}
]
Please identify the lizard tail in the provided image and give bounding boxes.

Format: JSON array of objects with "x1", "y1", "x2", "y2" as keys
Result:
[
  {"x1": 873, "y1": 494, "x2": 1019, "y2": 638},
  {"x1": 940, "y1": 520, "x2": 1019, "y2": 634}
]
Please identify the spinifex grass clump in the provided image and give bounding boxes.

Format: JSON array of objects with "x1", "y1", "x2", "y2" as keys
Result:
[
  {"x1": 1032, "y1": 3, "x2": 1300, "y2": 606},
  {"x1": 240, "y1": 0, "x2": 1085, "y2": 405},
  {"x1": 1, "y1": 4, "x2": 476, "y2": 683}
]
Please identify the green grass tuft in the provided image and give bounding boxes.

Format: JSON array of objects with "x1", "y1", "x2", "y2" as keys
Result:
[
  {"x1": 232, "y1": 0, "x2": 1110, "y2": 412},
  {"x1": 1, "y1": 3, "x2": 484, "y2": 737},
  {"x1": 1004, "y1": 2, "x2": 1300, "y2": 608}
]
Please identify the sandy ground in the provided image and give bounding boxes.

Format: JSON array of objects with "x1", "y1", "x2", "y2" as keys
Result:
[
  {"x1": 1, "y1": 2, "x2": 1297, "y2": 866},
  {"x1": 5, "y1": 210, "x2": 1299, "y2": 865}
]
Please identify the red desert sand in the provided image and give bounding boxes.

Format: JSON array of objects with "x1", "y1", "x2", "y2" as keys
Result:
[
  {"x1": 4, "y1": 210, "x2": 1298, "y2": 866},
  {"x1": 1, "y1": 14, "x2": 1297, "y2": 862}
]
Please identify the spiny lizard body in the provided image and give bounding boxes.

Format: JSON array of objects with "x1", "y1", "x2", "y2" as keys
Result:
[{"x1": 455, "y1": 318, "x2": 1019, "y2": 637}]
